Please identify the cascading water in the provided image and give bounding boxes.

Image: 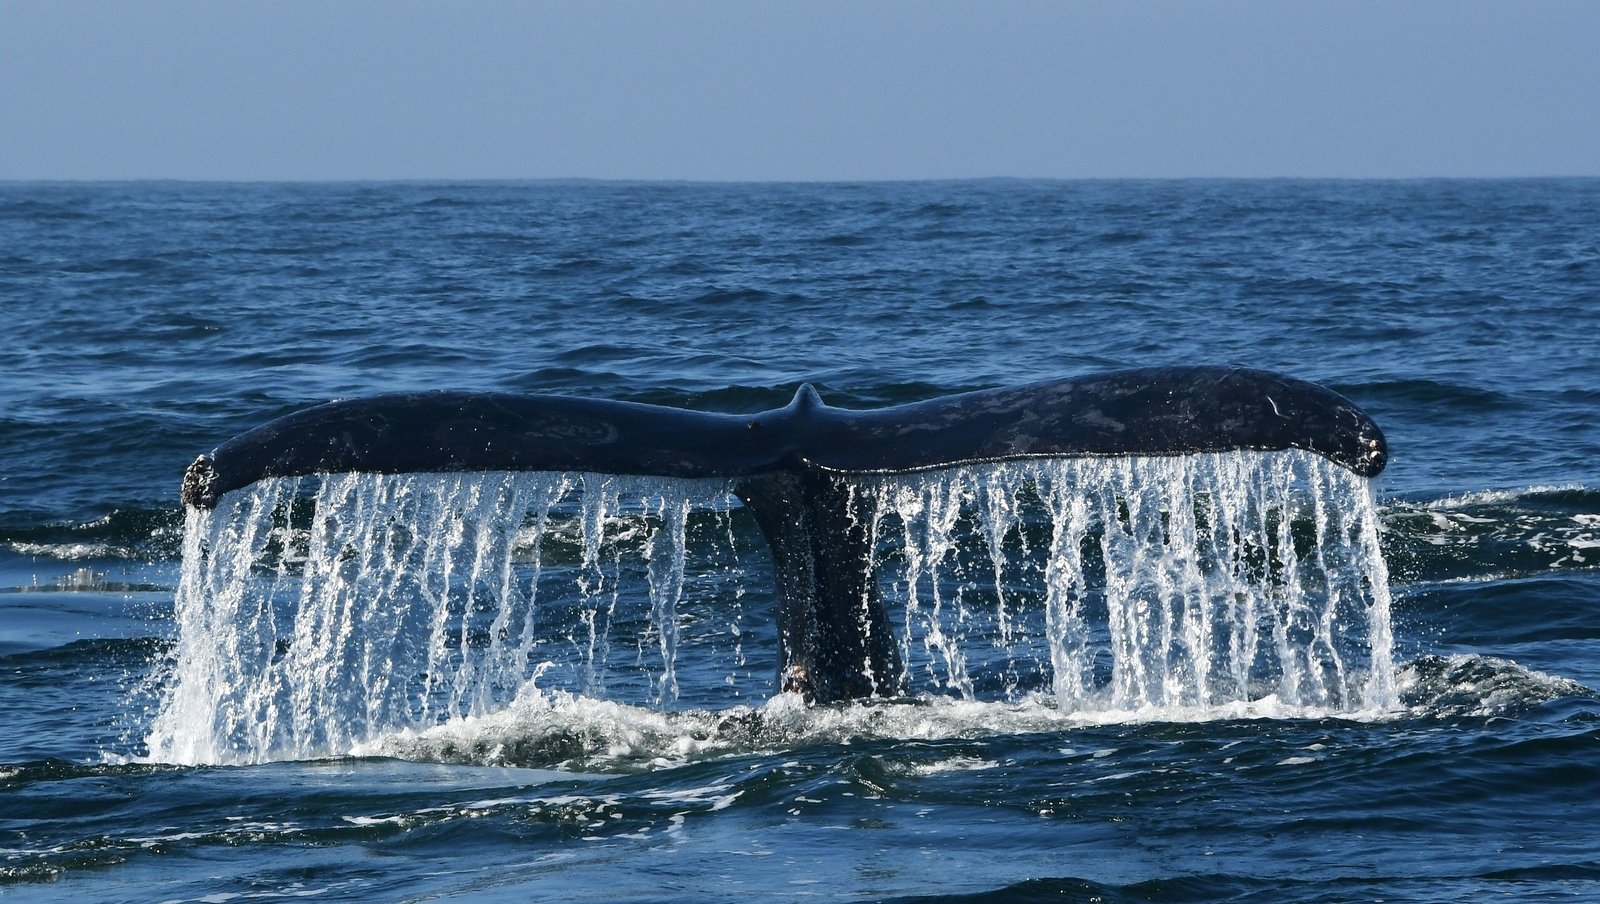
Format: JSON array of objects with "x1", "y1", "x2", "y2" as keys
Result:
[
  {"x1": 868, "y1": 452, "x2": 1394, "y2": 713},
  {"x1": 146, "y1": 450, "x2": 1395, "y2": 766}
]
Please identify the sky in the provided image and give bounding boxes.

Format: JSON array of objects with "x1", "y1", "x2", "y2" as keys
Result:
[{"x1": 1, "y1": 0, "x2": 1596, "y2": 181}]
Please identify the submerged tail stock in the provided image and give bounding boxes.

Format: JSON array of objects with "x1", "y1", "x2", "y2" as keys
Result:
[{"x1": 179, "y1": 366, "x2": 1387, "y2": 704}]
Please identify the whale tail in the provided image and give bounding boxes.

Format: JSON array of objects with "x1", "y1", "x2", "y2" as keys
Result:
[{"x1": 181, "y1": 366, "x2": 1386, "y2": 703}]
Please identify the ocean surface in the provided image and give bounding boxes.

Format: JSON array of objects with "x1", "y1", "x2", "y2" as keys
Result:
[{"x1": 1, "y1": 179, "x2": 1598, "y2": 903}]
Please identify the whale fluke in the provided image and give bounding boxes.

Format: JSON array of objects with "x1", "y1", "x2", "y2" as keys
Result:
[
  {"x1": 180, "y1": 366, "x2": 1386, "y2": 703},
  {"x1": 181, "y1": 366, "x2": 1384, "y2": 508}
]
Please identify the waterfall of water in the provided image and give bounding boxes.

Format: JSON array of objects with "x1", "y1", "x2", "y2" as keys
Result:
[
  {"x1": 867, "y1": 451, "x2": 1394, "y2": 713},
  {"x1": 146, "y1": 472, "x2": 735, "y2": 764},
  {"x1": 146, "y1": 450, "x2": 1394, "y2": 765}
]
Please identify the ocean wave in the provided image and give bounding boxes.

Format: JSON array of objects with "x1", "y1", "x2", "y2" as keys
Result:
[
  {"x1": 349, "y1": 687, "x2": 1403, "y2": 773},
  {"x1": 1337, "y1": 378, "x2": 1518, "y2": 411},
  {"x1": 1380, "y1": 486, "x2": 1600, "y2": 582},
  {"x1": 1409, "y1": 484, "x2": 1595, "y2": 509},
  {"x1": 1398, "y1": 654, "x2": 1594, "y2": 717},
  {"x1": 264, "y1": 653, "x2": 1597, "y2": 771},
  {"x1": 0, "y1": 507, "x2": 183, "y2": 563},
  {"x1": 4, "y1": 541, "x2": 133, "y2": 562}
]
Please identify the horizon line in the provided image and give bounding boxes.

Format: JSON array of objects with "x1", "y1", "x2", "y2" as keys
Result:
[{"x1": 5, "y1": 174, "x2": 1600, "y2": 187}]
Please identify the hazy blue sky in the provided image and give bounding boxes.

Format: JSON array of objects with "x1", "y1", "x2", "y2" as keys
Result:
[{"x1": 2, "y1": 1, "x2": 1595, "y2": 180}]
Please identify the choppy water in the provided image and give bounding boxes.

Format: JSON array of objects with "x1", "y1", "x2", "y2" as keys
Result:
[{"x1": 2, "y1": 180, "x2": 1598, "y2": 902}]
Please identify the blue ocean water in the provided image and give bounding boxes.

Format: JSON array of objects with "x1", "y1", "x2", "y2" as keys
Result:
[{"x1": 1, "y1": 179, "x2": 1598, "y2": 902}]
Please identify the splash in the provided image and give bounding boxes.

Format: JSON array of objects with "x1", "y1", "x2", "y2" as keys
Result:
[
  {"x1": 146, "y1": 473, "x2": 736, "y2": 764},
  {"x1": 869, "y1": 453, "x2": 1395, "y2": 713},
  {"x1": 145, "y1": 450, "x2": 1395, "y2": 765}
]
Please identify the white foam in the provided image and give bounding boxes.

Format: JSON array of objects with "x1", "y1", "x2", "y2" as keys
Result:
[
  {"x1": 905, "y1": 756, "x2": 997, "y2": 775},
  {"x1": 348, "y1": 685, "x2": 1401, "y2": 771},
  {"x1": 1397, "y1": 653, "x2": 1593, "y2": 716},
  {"x1": 6, "y1": 542, "x2": 129, "y2": 560},
  {"x1": 1416, "y1": 484, "x2": 1585, "y2": 509}
]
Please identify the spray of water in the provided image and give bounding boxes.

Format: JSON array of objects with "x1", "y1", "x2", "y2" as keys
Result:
[
  {"x1": 867, "y1": 454, "x2": 1394, "y2": 712},
  {"x1": 145, "y1": 451, "x2": 1394, "y2": 765}
]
